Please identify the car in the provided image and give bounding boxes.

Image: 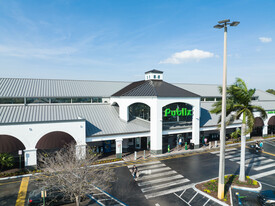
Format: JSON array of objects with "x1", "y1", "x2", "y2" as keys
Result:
[
  {"x1": 258, "y1": 190, "x2": 275, "y2": 206},
  {"x1": 28, "y1": 187, "x2": 73, "y2": 206}
]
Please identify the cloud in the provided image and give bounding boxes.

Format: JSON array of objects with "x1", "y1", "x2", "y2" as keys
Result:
[
  {"x1": 259, "y1": 37, "x2": 272, "y2": 43},
  {"x1": 0, "y1": 45, "x2": 77, "y2": 59},
  {"x1": 159, "y1": 49, "x2": 215, "y2": 64}
]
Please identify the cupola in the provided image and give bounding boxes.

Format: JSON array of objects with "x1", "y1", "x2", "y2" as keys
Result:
[{"x1": 145, "y1": 69, "x2": 163, "y2": 80}]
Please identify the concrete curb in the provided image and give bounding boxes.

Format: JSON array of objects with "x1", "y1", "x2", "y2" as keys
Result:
[
  {"x1": 0, "y1": 160, "x2": 125, "y2": 181},
  {"x1": 231, "y1": 179, "x2": 262, "y2": 192},
  {"x1": 152, "y1": 136, "x2": 275, "y2": 158},
  {"x1": 192, "y1": 180, "x2": 229, "y2": 206},
  {"x1": 229, "y1": 180, "x2": 261, "y2": 206},
  {"x1": 193, "y1": 176, "x2": 262, "y2": 206},
  {"x1": 0, "y1": 173, "x2": 39, "y2": 181}
]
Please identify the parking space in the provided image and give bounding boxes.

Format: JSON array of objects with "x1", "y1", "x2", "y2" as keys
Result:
[{"x1": 174, "y1": 188, "x2": 222, "y2": 206}]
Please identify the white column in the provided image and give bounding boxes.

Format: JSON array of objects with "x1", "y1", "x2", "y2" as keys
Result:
[
  {"x1": 24, "y1": 148, "x2": 37, "y2": 168},
  {"x1": 263, "y1": 125, "x2": 268, "y2": 137},
  {"x1": 119, "y1": 104, "x2": 129, "y2": 122},
  {"x1": 191, "y1": 102, "x2": 201, "y2": 149},
  {"x1": 116, "y1": 139, "x2": 123, "y2": 158},
  {"x1": 75, "y1": 144, "x2": 86, "y2": 159},
  {"x1": 150, "y1": 99, "x2": 162, "y2": 154}
]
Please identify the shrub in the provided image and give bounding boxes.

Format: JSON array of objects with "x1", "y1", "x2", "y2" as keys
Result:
[{"x1": 0, "y1": 153, "x2": 14, "y2": 171}]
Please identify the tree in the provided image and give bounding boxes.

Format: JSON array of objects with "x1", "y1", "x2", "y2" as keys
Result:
[
  {"x1": 266, "y1": 89, "x2": 275, "y2": 96},
  {"x1": 0, "y1": 153, "x2": 14, "y2": 171},
  {"x1": 211, "y1": 78, "x2": 267, "y2": 182},
  {"x1": 230, "y1": 128, "x2": 241, "y2": 142},
  {"x1": 36, "y1": 144, "x2": 115, "y2": 206}
]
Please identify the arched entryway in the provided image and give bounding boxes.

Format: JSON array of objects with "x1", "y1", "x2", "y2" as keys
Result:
[
  {"x1": 251, "y1": 117, "x2": 264, "y2": 137},
  {"x1": 268, "y1": 116, "x2": 275, "y2": 135},
  {"x1": 36, "y1": 131, "x2": 76, "y2": 150},
  {"x1": 0, "y1": 135, "x2": 26, "y2": 170},
  {"x1": 162, "y1": 102, "x2": 193, "y2": 152}
]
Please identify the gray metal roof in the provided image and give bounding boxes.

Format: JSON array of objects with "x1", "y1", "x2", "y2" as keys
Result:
[
  {"x1": 174, "y1": 83, "x2": 221, "y2": 97},
  {"x1": 0, "y1": 104, "x2": 150, "y2": 137},
  {"x1": 112, "y1": 80, "x2": 200, "y2": 97},
  {"x1": 200, "y1": 102, "x2": 242, "y2": 127},
  {"x1": 1, "y1": 78, "x2": 274, "y2": 101},
  {"x1": 0, "y1": 78, "x2": 130, "y2": 98},
  {"x1": 254, "y1": 90, "x2": 275, "y2": 101}
]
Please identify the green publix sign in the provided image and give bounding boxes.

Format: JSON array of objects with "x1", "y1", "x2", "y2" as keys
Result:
[
  {"x1": 164, "y1": 108, "x2": 192, "y2": 117},
  {"x1": 267, "y1": 110, "x2": 275, "y2": 114}
]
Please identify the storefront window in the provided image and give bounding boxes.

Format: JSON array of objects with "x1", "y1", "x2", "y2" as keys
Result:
[
  {"x1": 72, "y1": 98, "x2": 91, "y2": 103},
  {"x1": 26, "y1": 98, "x2": 49, "y2": 104},
  {"x1": 51, "y1": 98, "x2": 72, "y2": 103},
  {"x1": 129, "y1": 103, "x2": 150, "y2": 121},
  {"x1": 92, "y1": 97, "x2": 102, "y2": 103},
  {"x1": 0, "y1": 98, "x2": 24, "y2": 104}
]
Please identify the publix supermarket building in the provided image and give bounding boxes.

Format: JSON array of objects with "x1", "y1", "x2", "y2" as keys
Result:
[{"x1": 1, "y1": 70, "x2": 275, "y2": 168}]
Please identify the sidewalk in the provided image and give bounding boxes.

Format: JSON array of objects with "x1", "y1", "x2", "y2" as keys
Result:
[{"x1": 118, "y1": 136, "x2": 275, "y2": 161}]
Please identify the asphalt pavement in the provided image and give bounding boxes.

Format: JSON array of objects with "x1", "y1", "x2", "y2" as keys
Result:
[{"x1": 1, "y1": 138, "x2": 275, "y2": 206}]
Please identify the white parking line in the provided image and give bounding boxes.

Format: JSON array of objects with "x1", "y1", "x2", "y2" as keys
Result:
[
  {"x1": 145, "y1": 183, "x2": 194, "y2": 199},
  {"x1": 188, "y1": 192, "x2": 198, "y2": 204},
  {"x1": 203, "y1": 199, "x2": 210, "y2": 206}
]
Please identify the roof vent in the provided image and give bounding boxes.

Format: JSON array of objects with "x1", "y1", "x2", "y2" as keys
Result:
[{"x1": 145, "y1": 69, "x2": 163, "y2": 81}]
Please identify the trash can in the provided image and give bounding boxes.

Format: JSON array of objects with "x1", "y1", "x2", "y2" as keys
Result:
[{"x1": 189, "y1": 143, "x2": 194, "y2": 149}]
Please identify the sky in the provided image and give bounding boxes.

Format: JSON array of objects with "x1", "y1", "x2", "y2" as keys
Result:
[{"x1": 0, "y1": 0, "x2": 274, "y2": 90}]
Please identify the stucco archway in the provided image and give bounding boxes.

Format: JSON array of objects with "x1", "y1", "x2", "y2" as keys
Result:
[
  {"x1": 251, "y1": 117, "x2": 264, "y2": 137},
  {"x1": 35, "y1": 131, "x2": 76, "y2": 150},
  {"x1": 0, "y1": 135, "x2": 26, "y2": 153},
  {"x1": 268, "y1": 116, "x2": 275, "y2": 135}
]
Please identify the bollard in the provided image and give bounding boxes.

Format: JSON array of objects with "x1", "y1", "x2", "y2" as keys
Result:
[
  {"x1": 185, "y1": 142, "x2": 188, "y2": 150},
  {"x1": 168, "y1": 145, "x2": 170, "y2": 153},
  {"x1": 209, "y1": 141, "x2": 211, "y2": 149},
  {"x1": 134, "y1": 151, "x2": 137, "y2": 160},
  {"x1": 144, "y1": 150, "x2": 146, "y2": 159},
  {"x1": 215, "y1": 141, "x2": 218, "y2": 147}
]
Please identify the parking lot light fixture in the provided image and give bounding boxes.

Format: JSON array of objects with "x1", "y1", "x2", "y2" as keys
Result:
[{"x1": 214, "y1": 19, "x2": 239, "y2": 200}]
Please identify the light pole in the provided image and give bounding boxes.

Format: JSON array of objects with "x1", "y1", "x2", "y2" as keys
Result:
[{"x1": 214, "y1": 19, "x2": 239, "y2": 199}]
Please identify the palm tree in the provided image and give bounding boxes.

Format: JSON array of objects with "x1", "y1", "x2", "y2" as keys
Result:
[{"x1": 211, "y1": 78, "x2": 267, "y2": 181}]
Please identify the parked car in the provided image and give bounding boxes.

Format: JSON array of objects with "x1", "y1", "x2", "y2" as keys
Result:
[
  {"x1": 28, "y1": 187, "x2": 72, "y2": 206},
  {"x1": 258, "y1": 190, "x2": 275, "y2": 206}
]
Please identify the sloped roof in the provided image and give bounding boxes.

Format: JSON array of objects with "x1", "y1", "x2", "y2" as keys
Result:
[
  {"x1": 0, "y1": 104, "x2": 150, "y2": 137},
  {"x1": 200, "y1": 102, "x2": 242, "y2": 127},
  {"x1": 0, "y1": 78, "x2": 130, "y2": 98},
  {"x1": 145, "y1": 69, "x2": 163, "y2": 74},
  {"x1": 112, "y1": 80, "x2": 200, "y2": 97},
  {"x1": 174, "y1": 83, "x2": 220, "y2": 97}
]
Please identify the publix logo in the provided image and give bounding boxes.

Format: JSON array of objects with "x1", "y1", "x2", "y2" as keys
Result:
[{"x1": 164, "y1": 108, "x2": 192, "y2": 117}]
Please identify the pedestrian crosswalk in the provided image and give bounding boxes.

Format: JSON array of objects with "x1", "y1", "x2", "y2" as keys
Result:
[
  {"x1": 211, "y1": 148, "x2": 275, "y2": 180},
  {"x1": 128, "y1": 161, "x2": 193, "y2": 199}
]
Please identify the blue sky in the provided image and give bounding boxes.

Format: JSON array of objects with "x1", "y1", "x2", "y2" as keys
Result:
[{"x1": 0, "y1": 0, "x2": 274, "y2": 90}]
